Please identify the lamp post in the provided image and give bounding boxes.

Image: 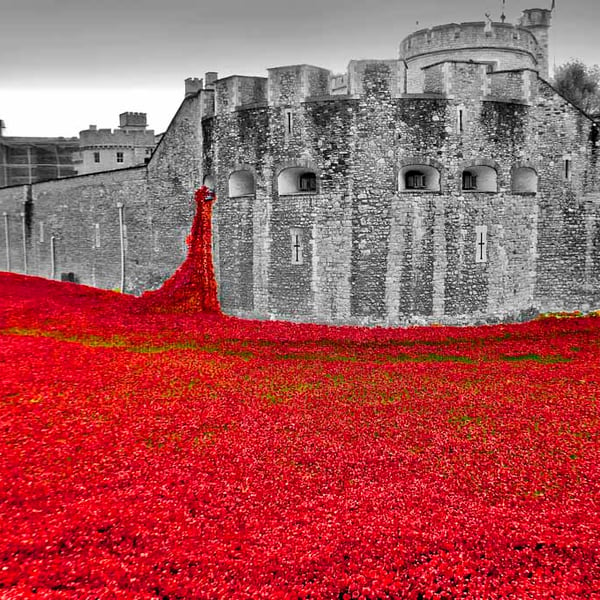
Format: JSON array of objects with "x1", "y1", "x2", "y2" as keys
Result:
[
  {"x1": 20, "y1": 211, "x2": 27, "y2": 274},
  {"x1": 50, "y1": 235, "x2": 56, "y2": 279},
  {"x1": 3, "y1": 212, "x2": 9, "y2": 271},
  {"x1": 117, "y1": 202, "x2": 125, "y2": 292}
]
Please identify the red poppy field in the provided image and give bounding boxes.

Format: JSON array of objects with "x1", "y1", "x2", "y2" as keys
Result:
[{"x1": 1, "y1": 272, "x2": 599, "y2": 599}]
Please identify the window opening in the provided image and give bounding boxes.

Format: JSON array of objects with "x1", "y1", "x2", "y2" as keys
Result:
[
  {"x1": 290, "y1": 228, "x2": 304, "y2": 265},
  {"x1": 93, "y1": 152, "x2": 100, "y2": 163},
  {"x1": 298, "y1": 173, "x2": 316, "y2": 192},
  {"x1": 475, "y1": 226, "x2": 488, "y2": 263},
  {"x1": 116, "y1": 152, "x2": 124, "y2": 163},
  {"x1": 463, "y1": 171, "x2": 477, "y2": 190},
  {"x1": 285, "y1": 109, "x2": 294, "y2": 135},
  {"x1": 405, "y1": 170, "x2": 426, "y2": 189}
]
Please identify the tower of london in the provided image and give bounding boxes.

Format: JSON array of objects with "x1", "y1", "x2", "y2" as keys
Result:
[{"x1": 1, "y1": 7, "x2": 599, "y2": 325}]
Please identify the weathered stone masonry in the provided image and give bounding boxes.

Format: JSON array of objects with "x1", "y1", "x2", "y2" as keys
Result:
[
  {"x1": 0, "y1": 92, "x2": 205, "y2": 293},
  {"x1": 1, "y1": 7, "x2": 600, "y2": 325}
]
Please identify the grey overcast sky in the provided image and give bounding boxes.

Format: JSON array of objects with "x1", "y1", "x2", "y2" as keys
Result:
[{"x1": 0, "y1": 0, "x2": 598, "y2": 137}]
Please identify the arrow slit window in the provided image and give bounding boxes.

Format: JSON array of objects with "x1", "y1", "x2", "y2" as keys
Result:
[
  {"x1": 475, "y1": 226, "x2": 488, "y2": 263},
  {"x1": 284, "y1": 109, "x2": 294, "y2": 135},
  {"x1": 290, "y1": 228, "x2": 304, "y2": 265}
]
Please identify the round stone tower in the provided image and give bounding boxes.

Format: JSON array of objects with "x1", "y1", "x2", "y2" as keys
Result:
[
  {"x1": 518, "y1": 8, "x2": 552, "y2": 80},
  {"x1": 399, "y1": 8, "x2": 552, "y2": 92}
]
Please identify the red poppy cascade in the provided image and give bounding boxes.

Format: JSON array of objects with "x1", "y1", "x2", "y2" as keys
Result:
[{"x1": 139, "y1": 186, "x2": 220, "y2": 313}]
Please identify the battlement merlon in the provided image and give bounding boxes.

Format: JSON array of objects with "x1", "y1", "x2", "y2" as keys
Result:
[
  {"x1": 205, "y1": 72, "x2": 218, "y2": 89},
  {"x1": 267, "y1": 65, "x2": 331, "y2": 106},
  {"x1": 185, "y1": 77, "x2": 204, "y2": 97},
  {"x1": 214, "y1": 76, "x2": 268, "y2": 114},
  {"x1": 348, "y1": 60, "x2": 405, "y2": 97},
  {"x1": 119, "y1": 112, "x2": 148, "y2": 130}
]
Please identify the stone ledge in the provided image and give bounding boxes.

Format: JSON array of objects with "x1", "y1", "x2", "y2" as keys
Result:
[
  {"x1": 302, "y1": 95, "x2": 360, "y2": 103},
  {"x1": 234, "y1": 102, "x2": 268, "y2": 111},
  {"x1": 398, "y1": 190, "x2": 443, "y2": 195},
  {"x1": 483, "y1": 95, "x2": 530, "y2": 105},
  {"x1": 399, "y1": 93, "x2": 447, "y2": 100}
]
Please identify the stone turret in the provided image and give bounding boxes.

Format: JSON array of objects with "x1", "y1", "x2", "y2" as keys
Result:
[
  {"x1": 185, "y1": 77, "x2": 204, "y2": 98},
  {"x1": 519, "y1": 8, "x2": 552, "y2": 80},
  {"x1": 119, "y1": 112, "x2": 148, "y2": 131},
  {"x1": 399, "y1": 8, "x2": 551, "y2": 93}
]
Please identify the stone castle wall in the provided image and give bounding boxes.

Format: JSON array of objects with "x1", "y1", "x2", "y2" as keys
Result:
[
  {"x1": 208, "y1": 61, "x2": 600, "y2": 325},
  {"x1": 2, "y1": 8, "x2": 599, "y2": 326},
  {"x1": 0, "y1": 93, "x2": 205, "y2": 294}
]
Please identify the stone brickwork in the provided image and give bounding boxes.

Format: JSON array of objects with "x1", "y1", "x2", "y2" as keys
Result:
[
  {"x1": 209, "y1": 47, "x2": 600, "y2": 325},
  {"x1": 2, "y1": 6, "x2": 599, "y2": 326},
  {"x1": 488, "y1": 70, "x2": 532, "y2": 101}
]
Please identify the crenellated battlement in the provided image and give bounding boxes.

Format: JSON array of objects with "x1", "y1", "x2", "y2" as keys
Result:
[
  {"x1": 214, "y1": 76, "x2": 268, "y2": 114},
  {"x1": 185, "y1": 77, "x2": 204, "y2": 97},
  {"x1": 347, "y1": 60, "x2": 404, "y2": 97},
  {"x1": 267, "y1": 65, "x2": 331, "y2": 107},
  {"x1": 119, "y1": 112, "x2": 148, "y2": 130},
  {"x1": 399, "y1": 9, "x2": 551, "y2": 91},
  {"x1": 202, "y1": 7, "x2": 552, "y2": 115},
  {"x1": 79, "y1": 127, "x2": 155, "y2": 147},
  {"x1": 400, "y1": 22, "x2": 538, "y2": 62}
]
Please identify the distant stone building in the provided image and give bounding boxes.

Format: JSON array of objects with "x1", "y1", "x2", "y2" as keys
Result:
[
  {"x1": 0, "y1": 121, "x2": 78, "y2": 186},
  {"x1": 74, "y1": 112, "x2": 156, "y2": 174},
  {"x1": 2, "y1": 6, "x2": 600, "y2": 326}
]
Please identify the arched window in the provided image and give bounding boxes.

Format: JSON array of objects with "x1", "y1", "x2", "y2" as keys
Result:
[
  {"x1": 278, "y1": 167, "x2": 318, "y2": 195},
  {"x1": 228, "y1": 170, "x2": 255, "y2": 197},
  {"x1": 203, "y1": 174, "x2": 215, "y2": 190},
  {"x1": 511, "y1": 167, "x2": 538, "y2": 194},
  {"x1": 461, "y1": 166, "x2": 497, "y2": 192},
  {"x1": 399, "y1": 165, "x2": 441, "y2": 192}
]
